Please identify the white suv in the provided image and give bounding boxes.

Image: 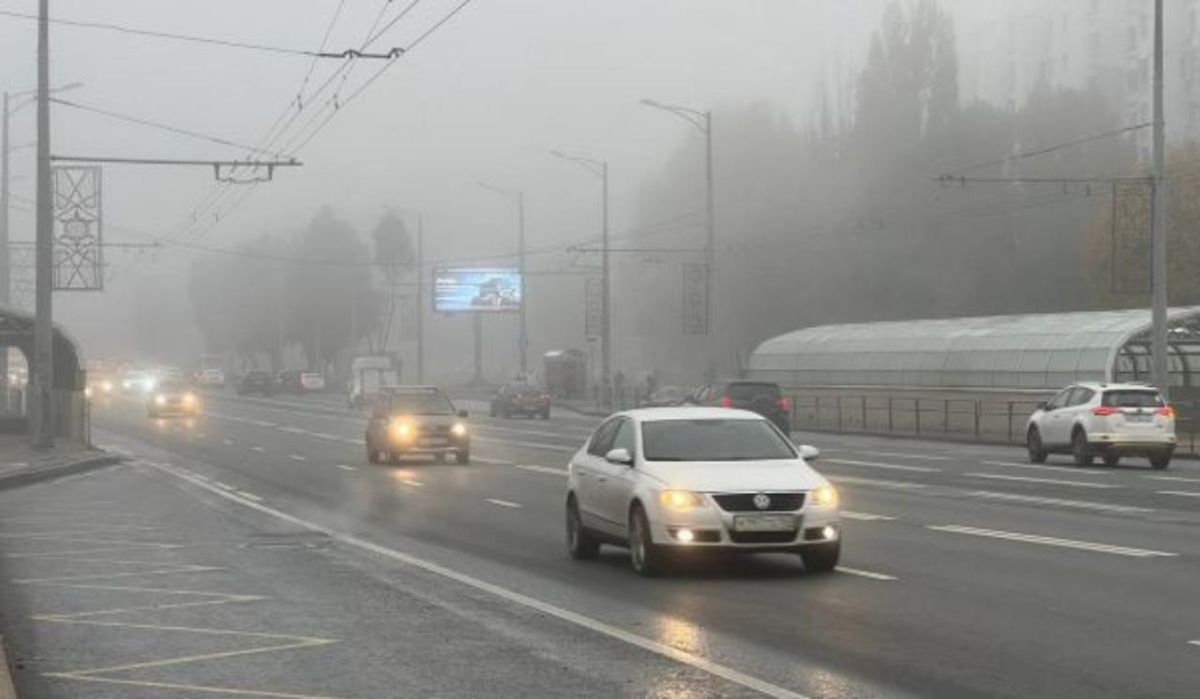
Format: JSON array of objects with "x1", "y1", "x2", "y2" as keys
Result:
[{"x1": 1026, "y1": 382, "x2": 1176, "y2": 469}]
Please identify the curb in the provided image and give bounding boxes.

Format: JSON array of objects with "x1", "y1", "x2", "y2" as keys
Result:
[
  {"x1": 0, "y1": 453, "x2": 122, "y2": 493},
  {"x1": 0, "y1": 636, "x2": 15, "y2": 699}
]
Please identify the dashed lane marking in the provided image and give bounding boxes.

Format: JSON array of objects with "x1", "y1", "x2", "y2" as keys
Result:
[
  {"x1": 980, "y1": 460, "x2": 1109, "y2": 475},
  {"x1": 236, "y1": 491, "x2": 264, "y2": 502},
  {"x1": 214, "y1": 481, "x2": 236, "y2": 491},
  {"x1": 1158, "y1": 490, "x2": 1200, "y2": 498},
  {"x1": 1189, "y1": 640, "x2": 1200, "y2": 648},
  {"x1": 964, "y1": 490, "x2": 1151, "y2": 513},
  {"x1": 826, "y1": 475, "x2": 929, "y2": 490},
  {"x1": 150, "y1": 462, "x2": 812, "y2": 699},
  {"x1": 473, "y1": 436, "x2": 576, "y2": 453},
  {"x1": 857, "y1": 450, "x2": 950, "y2": 461},
  {"x1": 250, "y1": 446, "x2": 266, "y2": 453},
  {"x1": 840, "y1": 511, "x2": 897, "y2": 521},
  {"x1": 825, "y1": 458, "x2": 940, "y2": 473},
  {"x1": 335, "y1": 464, "x2": 356, "y2": 472},
  {"x1": 515, "y1": 464, "x2": 567, "y2": 476},
  {"x1": 222, "y1": 438, "x2": 234, "y2": 446},
  {"x1": 288, "y1": 455, "x2": 307, "y2": 462},
  {"x1": 1147, "y1": 475, "x2": 1200, "y2": 483},
  {"x1": 485, "y1": 498, "x2": 522, "y2": 509},
  {"x1": 965, "y1": 472, "x2": 1121, "y2": 489},
  {"x1": 927, "y1": 524, "x2": 1178, "y2": 558},
  {"x1": 400, "y1": 480, "x2": 424, "y2": 488},
  {"x1": 835, "y1": 566, "x2": 897, "y2": 581},
  {"x1": 470, "y1": 456, "x2": 516, "y2": 465}
]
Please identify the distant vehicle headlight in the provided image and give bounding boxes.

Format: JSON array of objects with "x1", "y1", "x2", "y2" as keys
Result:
[
  {"x1": 182, "y1": 392, "x2": 196, "y2": 405},
  {"x1": 122, "y1": 380, "x2": 132, "y2": 389},
  {"x1": 659, "y1": 489, "x2": 706, "y2": 512},
  {"x1": 84, "y1": 386, "x2": 93, "y2": 399},
  {"x1": 154, "y1": 394, "x2": 166, "y2": 406},
  {"x1": 101, "y1": 380, "x2": 113, "y2": 393},
  {"x1": 389, "y1": 419, "x2": 413, "y2": 442},
  {"x1": 812, "y1": 484, "x2": 838, "y2": 508},
  {"x1": 450, "y1": 422, "x2": 467, "y2": 437}
]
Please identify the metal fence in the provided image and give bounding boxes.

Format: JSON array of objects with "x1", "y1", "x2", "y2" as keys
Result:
[{"x1": 787, "y1": 393, "x2": 1200, "y2": 455}]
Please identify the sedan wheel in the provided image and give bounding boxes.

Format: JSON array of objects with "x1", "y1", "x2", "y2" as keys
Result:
[
  {"x1": 1072, "y1": 430, "x2": 1093, "y2": 467},
  {"x1": 565, "y1": 496, "x2": 600, "y2": 560},
  {"x1": 628, "y1": 506, "x2": 664, "y2": 577},
  {"x1": 1026, "y1": 427, "x2": 1047, "y2": 464}
]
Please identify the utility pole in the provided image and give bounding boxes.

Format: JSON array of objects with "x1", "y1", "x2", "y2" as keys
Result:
[
  {"x1": 1, "y1": 91, "x2": 11, "y2": 409},
  {"x1": 1151, "y1": 0, "x2": 1169, "y2": 396},
  {"x1": 32, "y1": 0, "x2": 53, "y2": 447},
  {"x1": 415, "y1": 213, "x2": 424, "y2": 384},
  {"x1": 472, "y1": 314, "x2": 483, "y2": 385}
]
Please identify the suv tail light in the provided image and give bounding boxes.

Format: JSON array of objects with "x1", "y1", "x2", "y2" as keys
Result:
[
  {"x1": 719, "y1": 394, "x2": 732, "y2": 408},
  {"x1": 1157, "y1": 405, "x2": 1176, "y2": 417},
  {"x1": 1091, "y1": 406, "x2": 1120, "y2": 416},
  {"x1": 777, "y1": 397, "x2": 791, "y2": 412}
]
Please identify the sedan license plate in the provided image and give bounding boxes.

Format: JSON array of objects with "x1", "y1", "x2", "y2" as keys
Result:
[
  {"x1": 1126, "y1": 413, "x2": 1152, "y2": 423},
  {"x1": 733, "y1": 515, "x2": 796, "y2": 532},
  {"x1": 419, "y1": 437, "x2": 448, "y2": 447}
]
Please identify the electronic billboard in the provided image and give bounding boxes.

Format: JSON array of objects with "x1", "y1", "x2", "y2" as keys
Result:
[{"x1": 433, "y1": 267, "x2": 523, "y2": 313}]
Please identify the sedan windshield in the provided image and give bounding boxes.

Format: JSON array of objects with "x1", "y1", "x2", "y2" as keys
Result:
[
  {"x1": 641, "y1": 419, "x2": 796, "y2": 461},
  {"x1": 391, "y1": 393, "x2": 456, "y2": 415}
]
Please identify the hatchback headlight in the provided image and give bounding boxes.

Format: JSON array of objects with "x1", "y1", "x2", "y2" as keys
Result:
[
  {"x1": 389, "y1": 420, "x2": 413, "y2": 442},
  {"x1": 812, "y1": 484, "x2": 838, "y2": 508},
  {"x1": 451, "y1": 422, "x2": 467, "y2": 437},
  {"x1": 182, "y1": 392, "x2": 196, "y2": 404},
  {"x1": 154, "y1": 394, "x2": 166, "y2": 406},
  {"x1": 659, "y1": 489, "x2": 706, "y2": 512}
]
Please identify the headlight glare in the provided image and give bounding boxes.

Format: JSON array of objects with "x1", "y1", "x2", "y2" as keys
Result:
[
  {"x1": 813, "y1": 484, "x2": 838, "y2": 508},
  {"x1": 451, "y1": 422, "x2": 467, "y2": 437},
  {"x1": 659, "y1": 489, "x2": 706, "y2": 512},
  {"x1": 389, "y1": 420, "x2": 413, "y2": 441},
  {"x1": 154, "y1": 394, "x2": 166, "y2": 406}
]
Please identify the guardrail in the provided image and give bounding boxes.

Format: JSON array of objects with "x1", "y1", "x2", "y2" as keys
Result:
[{"x1": 786, "y1": 394, "x2": 1200, "y2": 455}]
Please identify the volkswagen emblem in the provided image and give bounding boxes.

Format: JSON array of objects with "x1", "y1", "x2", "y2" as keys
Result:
[{"x1": 753, "y1": 493, "x2": 771, "y2": 510}]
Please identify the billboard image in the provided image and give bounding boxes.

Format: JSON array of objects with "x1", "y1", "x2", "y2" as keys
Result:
[{"x1": 434, "y1": 267, "x2": 523, "y2": 313}]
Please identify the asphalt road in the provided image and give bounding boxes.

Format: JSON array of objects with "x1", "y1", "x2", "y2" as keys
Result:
[{"x1": 8, "y1": 390, "x2": 1197, "y2": 698}]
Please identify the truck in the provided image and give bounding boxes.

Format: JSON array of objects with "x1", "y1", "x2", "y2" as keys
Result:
[{"x1": 347, "y1": 355, "x2": 400, "y2": 410}]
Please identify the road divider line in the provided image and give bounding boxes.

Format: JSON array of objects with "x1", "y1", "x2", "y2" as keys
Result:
[
  {"x1": 235, "y1": 491, "x2": 263, "y2": 502},
  {"x1": 485, "y1": 498, "x2": 522, "y2": 509},
  {"x1": 858, "y1": 450, "x2": 950, "y2": 461},
  {"x1": 825, "y1": 458, "x2": 939, "y2": 473},
  {"x1": 515, "y1": 464, "x2": 567, "y2": 476},
  {"x1": 250, "y1": 447, "x2": 265, "y2": 453},
  {"x1": 1158, "y1": 490, "x2": 1200, "y2": 498},
  {"x1": 213, "y1": 481, "x2": 235, "y2": 491},
  {"x1": 470, "y1": 456, "x2": 516, "y2": 465},
  {"x1": 221, "y1": 439, "x2": 234, "y2": 446},
  {"x1": 336, "y1": 464, "x2": 356, "y2": 472},
  {"x1": 826, "y1": 475, "x2": 928, "y2": 490},
  {"x1": 965, "y1": 490, "x2": 1151, "y2": 513},
  {"x1": 148, "y1": 462, "x2": 811, "y2": 699},
  {"x1": 1147, "y1": 475, "x2": 1200, "y2": 483},
  {"x1": 840, "y1": 511, "x2": 897, "y2": 521},
  {"x1": 928, "y1": 524, "x2": 1177, "y2": 558},
  {"x1": 400, "y1": 479, "x2": 424, "y2": 488},
  {"x1": 965, "y1": 472, "x2": 1120, "y2": 489},
  {"x1": 288, "y1": 455, "x2": 307, "y2": 462},
  {"x1": 835, "y1": 566, "x2": 897, "y2": 581},
  {"x1": 980, "y1": 460, "x2": 1109, "y2": 475},
  {"x1": 1189, "y1": 640, "x2": 1200, "y2": 648},
  {"x1": 473, "y1": 436, "x2": 576, "y2": 453}
]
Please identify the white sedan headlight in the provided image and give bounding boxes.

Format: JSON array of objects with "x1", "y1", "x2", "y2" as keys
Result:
[
  {"x1": 812, "y1": 484, "x2": 838, "y2": 508},
  {"x1": 451, "y1": 422, "x2": 467, "y2": 437},
  {"x1": 659, "y1": 489, "x2": 706, "y2": 512}
]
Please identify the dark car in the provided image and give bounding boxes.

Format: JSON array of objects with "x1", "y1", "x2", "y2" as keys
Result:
[
  {"x1": 365, "y1": 386, "x2": 470, "y2": 464},
  {"x1": 236, "y1": 370, "x2": 276, "y2": 397},
  {"x1": 688, "y1": 380, "x2": 791, "y2": 434},
  {"x1": 490, "y1": 383, "x2": 552, "y2": 419},
  {"x1": 277, "y1": 370, "x2": 304, "y2": 394}
]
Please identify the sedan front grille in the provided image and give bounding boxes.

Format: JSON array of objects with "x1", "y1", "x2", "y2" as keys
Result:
[
  {"x1": 728, "y1": 530, "x2": 798, "y2": 544},
  {"x1": 712, "y1": 492, "x2": 805, "y2": 512}
]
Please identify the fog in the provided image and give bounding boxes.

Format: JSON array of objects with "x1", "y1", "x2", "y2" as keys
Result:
[{"x1": 1, "y1": 0, "x2": 1188, "y2": 388}]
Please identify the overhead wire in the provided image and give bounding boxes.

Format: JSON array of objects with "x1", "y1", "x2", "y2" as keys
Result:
[
  {"x1": 936, "y1": 122, "x2": 1152, "y2": 177},
  {"x1": 50, "y1": 97, "x2": 271, "y2": 155}
]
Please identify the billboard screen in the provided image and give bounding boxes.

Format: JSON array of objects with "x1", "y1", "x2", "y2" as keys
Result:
[{"x1": 433, "y1": 267, "x2": 523, "y2": 313}]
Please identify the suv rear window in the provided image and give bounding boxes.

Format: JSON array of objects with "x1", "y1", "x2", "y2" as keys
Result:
[
  {"x1": 1101, "y1": 390, "x2": 1164, "y2": 408},
  {"x1": 726, "y1": 382, "x2": 780, "y2": 400}
]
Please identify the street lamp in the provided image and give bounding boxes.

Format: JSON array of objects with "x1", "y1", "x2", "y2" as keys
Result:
[
  {"x1": 476, "y1": 181, "x2": 528, "y2": 378},
  {"x1": 549, "y1": 149, "x2": 610, "y2": 408},
  {"x1": 640, "y1": 98, "x2": 714, "y2": 338}
]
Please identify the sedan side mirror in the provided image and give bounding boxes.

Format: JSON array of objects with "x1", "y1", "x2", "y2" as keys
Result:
[
  {"x1": 1038, "y1": 401, "x2": 1049, "y2": 411},
  {"x1": 798, "y1": 444, "x2": 820, "y2": 462},
  {"x1": 605, "y1": 448, "x2": 633, "y2": 465},
  {"x1": 458, "y1": 409, "x2": 469, "y2": 419}
]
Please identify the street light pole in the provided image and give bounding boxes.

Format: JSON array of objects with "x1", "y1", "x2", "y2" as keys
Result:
[
  {"x1": 1151, "y1": 0, "x2": 1169, "y2": 396},
  {"x1": 32, "y1": 0, "x2": 53, "y2": 447},
  {"x1": 416, "y1": 213, "x2": 424, "y2": 384},
  {"x1": 1, "y1": 92, "x2": 10, "y2": 409}
]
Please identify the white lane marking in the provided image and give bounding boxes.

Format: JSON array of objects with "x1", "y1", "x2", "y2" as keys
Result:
[
  {"x1": 471, "y1": 456, "x2": 516, "y2": 465},
  {"x1": 928, "y1": 525, "x2": 1177, "y2": 558},
  {"x1": 311, "y1": 432, "x2": 340, "y2": 440},
  {"x1": 213, "y1": 481, "x2": 235, "y2": 491},
  {"x1": 473, "y1": 436, "x2": 576, "y2": 453},
  {"x1": 279, "y1": 426, "x2": 307, "y2": 434},
  {"x1": 1158, "y1": 490, "x2": 1200, "y2": 498},
  {"x1": 485, "y1": 498, "x2": 522, "y2": 509},
  {"x1": 221, "y1": 438, "x2": 234, "y2": 446},
  {"x1": 966, "y1": 490, "x2": 1152, "y2": 513},
  {"x1": 250, "y1": 446, "x2": 266, "y2": 453},
  {"x1": 251, "y1": 420, "x2": 278, "y2": 427},
  {"x1": 839, "y1": 511, "x2": 896, "y2": 521},
  {"x1": 858, "y1": 450, "x2": 950, "y2": 461},
  {"x1": 288, "y1": 455, "x2": 307, "y2": 462},
  {"x1": 825, "y1": 458, "x2": 939, "y2": 473},
  {"x1": 826, "y1": 475, "x2": 928, "y2": 490},
  {"x1": 1189, "y1": 640, "x2": 1200, "y2": 648},
  {"x1": 400, "y1": 479, "x2": 424, "y2": 488},
  {"x1": 1147, "y1": 475, "x2": 1200, "y2": 483},
  {"x1": 336, "y1": 464, "x2": 356, "y2": 472},
  {"x1": 965, "y1": 472, "x2": 1120, "y2": 489},
  {"x1": 835, "y1": 566, "x2": 897, "y2": 581},
  {"x1": 980, "y1": 460, "x2": 1109, "y2": 475},
  {"x1": 149, "y1": 462, "x2": 811, "y2": 699},
  {"x1": 236, "y1": 491, "x2": 264, "y2": 502},
  {"x1": 515, "y1": 464, "x2": 567, "y2": 476}
]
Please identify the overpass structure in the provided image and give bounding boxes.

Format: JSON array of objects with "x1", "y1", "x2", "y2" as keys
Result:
[{"x1": 0, "y1": 305, "x2": 86, "y2": 441}]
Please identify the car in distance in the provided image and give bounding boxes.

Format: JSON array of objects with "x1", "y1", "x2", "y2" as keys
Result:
[
  {"x1": 687, "y1": 380, "x2": 791, "y2": 434},
  {"x1": 365, "y1": 386, "x2": 471, "y2": 464},
  {"x1": 236, "y1": 370, "x2": 276, "y2": 397},
  {"x1": 1026, "y1": 382, "x2": 1176, "y2": 469},
  {"x1": 279, "y1": 370, "x2": 327, "y2": 394},
  {"x1": 197, "y1": 368, "x2": 226, "y2": 388},
  {"x1": 565, "y1": 407, "x2": 838, "y2": 576},
  {"x1": 147, "y1": 379, "x2": 199, "y2": 417},
  {"x1": 120, "y1": 370, "x2": 156, "y2": 395},
  {"x1": 490, "y1": 382, "x2": 551, "y2": 419}
]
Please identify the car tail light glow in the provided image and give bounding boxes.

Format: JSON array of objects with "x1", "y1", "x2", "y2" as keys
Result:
[
  {"x1": 777, "y1": 397, "x2": 791, "y2": 412},
  {"x1": 719, "y1": 394, "x2": 732, "y2": 408},
  {"x1": 1157, "y1": 405, "x2": 1176, "y2": 417},
  {"x1": 1091, "y1": 406, "x2": 1120, "y2": 416}
]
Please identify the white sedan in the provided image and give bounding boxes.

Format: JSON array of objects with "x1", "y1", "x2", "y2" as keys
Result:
[{"x1": 565, "y1": 407, "x2": 840, "y2": 576}]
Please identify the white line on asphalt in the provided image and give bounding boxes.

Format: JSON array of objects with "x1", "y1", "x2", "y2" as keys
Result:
[
  {"x1": 966, "y1": 490, "x2": 1152, "y2": 513},
  {"x1": 147, "y1": 462, "x2": 812, "y2": 699},
  {"x1": 965, "y1": 472, "x2": 1121, "y2": 489},
  {"x1": 236, "y1": 491, "x2": 264, "y2": 502},
  {"x1": 213, "y1": 481, "x2": 235, "y2": 491},
  {"x1": 1146, "y1": 475, "x2": 1200, "y2": 483},
  {"x1": 250, "y1": 446, "x2": 265, "y2": 453},
  {"x1": 473, "y1": 436, "x2": 576, "y2": 453},
  {"x1": 514, "y1": 464, "x2": 567, "y2": 476},
  {"x1": 1158, "y1": 490, "x2": 1200, "y2": 498},
  {"x1": 826, "y1": 475, "x2": 929, "y2": 490},
  {"x1": 1189, "y1": 640, "x2": 1200, "y2": 648},
  {"x1": 825, "y1": 458, "x2": 940, "y2": 473},
  {"x1": 336, "y1": 464, "x2": 356, "y2": 472},
  {"x1": 401, "y1": 479, "x2": 424, "y2": 488},
  {"x1": 279, "y1": 426, "x2": 307, "y2": 434},
  {"x1": 835, "y1": 566, "x2": 898, "y2": 581},
  {"x1": 288, "y1": 455, "x2": 307, "y2": 462},
  {"x1": 485, "y1": 498, "x2": 523, "y2": 509},
  {"x1": 221, "y1": 438, "x2": 234, "y2": 446},
  {"x1": 980, "y1": 460, "x2": 1109, "y2": 475},
  {"x1": 311, "y1": 432, "x2": 339, "y2": 440},
  {"x1": 470, "y1": 456, "x2": 516, "y2": 465},
  {"x1": 840, "y1": 511, "x2": 897, "y2": 521},
  {"x1": 927, "y1": 525, "x2": 1178, "y2": 558},
  {"x1": 858, "y1": 450, "x2": 950, "y2": 461}
]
